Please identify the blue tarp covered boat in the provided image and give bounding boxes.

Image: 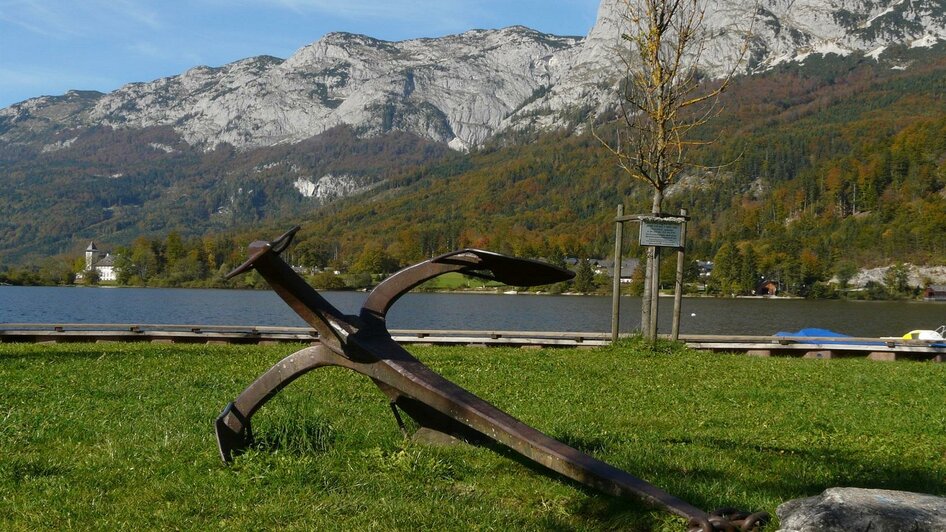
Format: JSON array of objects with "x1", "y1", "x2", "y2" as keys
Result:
[
  {"x1": 774, "y1": 328, "x2": 886, "y2": 346},
  {"x1": 776, "y1": 328, "x2": 946, "y2": 347}
]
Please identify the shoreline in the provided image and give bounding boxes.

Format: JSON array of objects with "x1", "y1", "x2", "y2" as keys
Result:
[{"x1": 0, "y1": 283, "x2": 936, "y2": 303}]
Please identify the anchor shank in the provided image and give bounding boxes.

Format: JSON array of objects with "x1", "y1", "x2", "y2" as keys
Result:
[{"x1": 249, "y1": 246, "x2": 358, "y2": 354}]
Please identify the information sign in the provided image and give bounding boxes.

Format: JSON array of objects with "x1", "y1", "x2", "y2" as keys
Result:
[{"x1": 639, "y1": 218, "x2": 684, "y2": 248}]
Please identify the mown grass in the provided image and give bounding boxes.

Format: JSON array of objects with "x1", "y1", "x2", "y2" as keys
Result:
[
  {"x1": 417, "y1": 272, "x2": 505, "y2": 291},
  {"x1": 1, "y1": 340, "x2": 944, "y2": 530}
]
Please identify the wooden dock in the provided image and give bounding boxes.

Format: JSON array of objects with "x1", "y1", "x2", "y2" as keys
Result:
[
  {"x1": 0, "y1": 324, "x2": 944, "y2": 361},
  {"x1": 682, "y1": 334, "x2": 946, "y2": 362},
  {"x1": 0, "y1": 323, "x2": 611, "y2": 348}
]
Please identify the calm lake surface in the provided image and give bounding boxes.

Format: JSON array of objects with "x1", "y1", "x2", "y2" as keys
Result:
[{"x1": 1, "y1": 285, "x2": 944, "y2": 337}]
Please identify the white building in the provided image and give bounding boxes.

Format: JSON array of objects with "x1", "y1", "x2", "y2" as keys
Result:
[{"x1": 84, "y1": 241, "x2": 118, "y2": 282}]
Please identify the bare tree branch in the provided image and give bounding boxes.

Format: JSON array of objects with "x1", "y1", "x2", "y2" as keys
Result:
[{"x1": 594, "y1": 0, "x2": 754, "y2": 200}]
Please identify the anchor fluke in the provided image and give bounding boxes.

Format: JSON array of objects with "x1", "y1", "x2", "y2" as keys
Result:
[{"x1": 431, "y1": 249, "x2": 575, "y2": 286}]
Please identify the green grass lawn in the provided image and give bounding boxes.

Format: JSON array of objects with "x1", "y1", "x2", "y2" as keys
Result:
[
  {"x1": 417, "y1": 272, "x2": 506, "y2": 291},
  {"x1": 1, "y1": 340, "x2": 944, "y2": 530}
]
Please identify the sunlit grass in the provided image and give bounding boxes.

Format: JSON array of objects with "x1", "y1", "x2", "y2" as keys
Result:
[
  {"x1": 1, "y1": 340, "x2": 943, "y2": 530},
  {"x1": 417, "y1": 272, "x2": 505, "y2": 291}
]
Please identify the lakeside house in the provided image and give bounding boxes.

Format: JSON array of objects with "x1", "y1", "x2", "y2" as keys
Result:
[
  {"x1": 598, "y1": 258, "x2": 640, "y2": 284},
  {"x1": 757, "y1": 279, "x2": 779, "y2": 296},
  {"x1": 81, "y1": 241, "x2": 118, "y2": 282},
  {"x1": 696, "y1": 260, "x2": 713, "y2": 279},
  {"x1": 923, "y1": 285, "x2": 946, "y2": 301},
  {"x1": 561, "y1": 258, "x2": 639, "y2": 283}
]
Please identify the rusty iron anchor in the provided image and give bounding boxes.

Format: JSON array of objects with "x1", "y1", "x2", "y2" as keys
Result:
[{"x1": 215, "y1": 227, "x2": 768, "y2": 531}]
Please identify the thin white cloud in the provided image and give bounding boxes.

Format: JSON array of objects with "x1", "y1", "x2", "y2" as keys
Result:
[
  {"x1": 0, "y1": 66, "x2": 48, "y2": 86},
  {"x1": 106, "y1": 0, "x2": 162, "y2": 30},
  {"x1": 0, "y1": 0, "x2": 162, "y2": 39},
  {"x1": 229, "y1": 0, "x2": 475, "y2": 30},
  {"x1": 261, "y1": 0, "x2": 438, "y2": 17},
  {"x1": 0, "y1": 0, "x2": 83, "y2": 38}
]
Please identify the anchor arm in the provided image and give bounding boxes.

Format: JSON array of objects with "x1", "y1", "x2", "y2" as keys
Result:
[
  {"x1": 215, "y1": 344, "x2": 347, "y2": 462},
  {"x1": 362, "y1": 249, "x2": 574, "y2": 321}
]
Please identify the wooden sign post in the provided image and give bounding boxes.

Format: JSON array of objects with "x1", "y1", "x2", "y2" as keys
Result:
[{"x1": 612, "y1": 209, "x2": 689, "y2": 342}]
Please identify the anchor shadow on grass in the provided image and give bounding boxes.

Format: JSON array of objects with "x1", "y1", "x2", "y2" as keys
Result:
[
  {"x1": 225, "y1": 390, "x2": 942, "y2": 526},
  {"x1": 236, "y1": 418, "x2": 671, "y2": 527},
  {"x1": 660, "y1": 435, "x2": 946, "y2": 501},
  {"x1": 464, "y1": 429, "x2": 945, "y2": 526},
  {"x1": 458, "y1": 430, "x2": 678, "y2": 526}
]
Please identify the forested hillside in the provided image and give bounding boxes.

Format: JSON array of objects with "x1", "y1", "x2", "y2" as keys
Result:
[
  {"x1": 4, "y1": 45, "x2": 946, "y2": 296},
  {"x1": 277, "y1": 47, "x2": 946, "y2": 289},
  {"x1": 0, "y1": 126, "x2": 457, "y2": 261},
  {"x1": 683, "y1": 47, "x2": 946, "y2": 287}
]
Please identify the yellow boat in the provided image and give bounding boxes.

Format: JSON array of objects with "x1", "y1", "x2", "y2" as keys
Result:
[{"x1": 902, "y1": 326, "x2": 946, "y2": 340}]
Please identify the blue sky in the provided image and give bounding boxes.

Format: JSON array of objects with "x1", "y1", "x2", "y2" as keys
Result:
[{"x1": 0, "y1": 0, "x2": 601, "y2": 108}]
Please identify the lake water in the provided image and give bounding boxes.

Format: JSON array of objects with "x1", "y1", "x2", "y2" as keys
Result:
[{"x1": 1, "y1": 285, "x2": 944, "y2": 337}]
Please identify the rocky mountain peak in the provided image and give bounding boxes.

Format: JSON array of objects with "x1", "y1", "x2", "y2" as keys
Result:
[{"x1": 1, "y1": 0, "x2": 944, "y2": 152}]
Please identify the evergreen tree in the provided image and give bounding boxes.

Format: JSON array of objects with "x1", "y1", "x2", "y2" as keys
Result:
[
  {"x1": 165, "y1": 232, "x2": 185, "y2": 269},
  {"x1": 739, "y1": 245, "x2": 758, "y2": 294},
  {"x1": 712, "y1": 243, "x2": 740, "y2": 295},
  {"x1": 833, "y1": 260, "x2": 858, "y2": 289},
  {"x1": 573, "y1": 257, "x2": 596, "y2": 293}
]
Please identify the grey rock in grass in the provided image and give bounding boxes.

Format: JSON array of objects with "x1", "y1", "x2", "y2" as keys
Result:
[{"x1": 777, "y1": 487, "x2": 946, "y2": 532}]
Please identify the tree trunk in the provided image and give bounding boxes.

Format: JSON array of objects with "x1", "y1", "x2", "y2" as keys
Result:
[
  {"x1": 641, "y1": 248, "x2": 652, "y2": 335},
  {"x1": 641, "y1": 188, "x2": 665, "y2": 339}
]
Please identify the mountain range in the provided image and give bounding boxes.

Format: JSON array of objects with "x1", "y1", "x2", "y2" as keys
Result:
[
  {"x1": 4, "y1": 0, "x2": 944, "y2": 152},
  {"x1": 1, "y1": 0, "x2": 945, "y2": 267}
]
